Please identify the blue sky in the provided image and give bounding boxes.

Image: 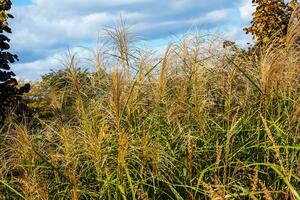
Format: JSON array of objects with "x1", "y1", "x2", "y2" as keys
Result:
[
  {"x1": 10, "y1": 0, "x2": 254, "y2": 80},
  {"x1": 14, "y1": 0, "x2": 31, "y2": 5}
]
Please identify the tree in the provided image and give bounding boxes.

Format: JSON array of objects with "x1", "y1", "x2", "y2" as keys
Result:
[
  {"x1": 0, "y1": 0, "x2": 30, "y2": 123},
  {"x1": 244, "y1": 0, "x2": 299, "y2": 47}
]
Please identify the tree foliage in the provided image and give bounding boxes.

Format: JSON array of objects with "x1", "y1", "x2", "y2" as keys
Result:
[
  {"x1": 244, "y1": 0, "x2": 299, "y2": 47},
  {"x1": 0, "y1": 0, "x2": 30, "y2": 123}
]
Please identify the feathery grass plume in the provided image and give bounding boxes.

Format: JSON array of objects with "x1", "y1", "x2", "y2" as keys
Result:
[
  {"x1": 135, "y1": 186, "x2": 150, "y2": 200},
  {"x1": 83, "y1": 121, "x2": 107, "y2": 179},
  {"x1": 64, "y1": 52, "x2": 81, "y2": 97},
  {"x1": 57, "y1": 126, "x2": 81, "y2": 199},
  {"x1": 286, "y1": 5, "x2": 300, "y2": 52},
  {"x1": 5, "y1": 123, "x2": 36, "y2": 167},
  {"x1": 202, "y1": 181, "x2": 226, "y2": 200},
  {"x1": 104, "y1": 18, "x2": 138, "y2": 78},
  {"x1": 89, "y1": 43, "x2": 107, "y2": 92},
  {"x1": 18, "y1": 171, "x2": 48, "y2": 200},
  {"x1": 157, "y1": 43, "x2": 172, "y2": 104},
  {"x1": 285, "y1": 7, "x2": 300, "y2": 95},
  {"x1": 259, "y1": 44, "x2": 286, "y2": 97},
  {"x1": 111, "y1": 69, "x2": 124, "y2": 130}
]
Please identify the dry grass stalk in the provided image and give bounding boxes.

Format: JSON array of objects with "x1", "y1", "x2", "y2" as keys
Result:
[
  {"x1": 260, "y1": 181, "x2": 273, "y2": 200},
  {"x1": 260, "y1": 115, "x2": 285, "y2": 171},
  {"x1": 224, "y1": 114, "x2": 239, "y2": 184},
  {"x1": 215, "y1": 141, "x2": 222, "y2": 176},
  {"x1": 186, "y1": 131, "x2": 194, "y2": 181},
  {"x1": 117, "y1": 131, "x2": 129, "y2": 178},
  {"x1": 140, "y1": 132, "x2": 150, "y2": 175},
  {"x1": 251, "y1": 165, "x2": 259, "y2": 195}
]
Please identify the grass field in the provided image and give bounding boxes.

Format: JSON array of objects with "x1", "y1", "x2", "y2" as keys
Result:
[{"x1": 0, "y1": 8, "x2": 300, "y2": 200}]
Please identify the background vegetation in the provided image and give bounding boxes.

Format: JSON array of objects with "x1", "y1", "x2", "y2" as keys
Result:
[{"x1": 0, "y1": 0, "x2": 299, "y2": 199}]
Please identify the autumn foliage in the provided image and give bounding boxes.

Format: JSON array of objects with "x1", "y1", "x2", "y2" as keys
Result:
[{"x1": 244, "y1": 0, "x2": 299, "y2": 46}]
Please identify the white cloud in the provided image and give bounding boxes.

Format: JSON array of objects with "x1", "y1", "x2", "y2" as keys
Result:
[
  {"x1": 13, "y1": 47, "x2": 93, "y2": 80},
  {"x1": 13, "y1": 53, "x2": 61, "y2": 80},
  {"x1": 133, "y1": 9, "x2": 229, "y2": 35},
  {"x1": 239, "y1": 0, "x2": 255, "y2": 22},
  {"x1": 198, "y1": 9, "x2": 230, "y2": 23},
  {"x1": 223, "y1": 26, "x2": 252, "y2": 46},
  {"x1": 33, "y1": 0, "x2": 151, "y2": 7},
  {"x1": 9, "y1": 0, "x2": 249, "y2": 80}
]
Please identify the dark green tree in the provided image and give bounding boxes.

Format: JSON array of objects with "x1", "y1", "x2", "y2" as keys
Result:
[{"x1": 0, "y1": 0, "x2": 30, "y2": 123}]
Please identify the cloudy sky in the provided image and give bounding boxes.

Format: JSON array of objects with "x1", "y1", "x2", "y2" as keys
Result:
[{"x1": 10, "y1": 0, "x2": 254, "y2": 80}]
